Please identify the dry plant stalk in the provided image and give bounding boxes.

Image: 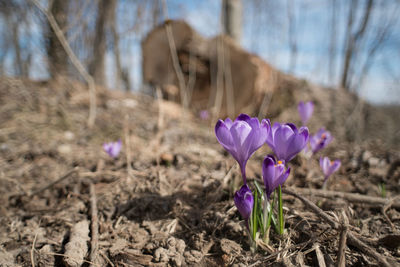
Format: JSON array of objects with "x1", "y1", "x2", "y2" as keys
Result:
[
  {"x1": 28, "y1": 167, "x2": 79, "y2": 197},
  {"x1": 90, "y1": 183, "x2": 99, "y2": 265},
  {"x1": 283, "y1": 188, "x2": 396, "y2": 267},
  {"x1": 336, "y1": 211, "x2": 349, "y2": 267},
  {"x1": 64, "y1": 220, "x2": 90, "y2": 267},
  {"x1": 161, "y1": 0, "x2": 188, "y2": 111},
  {"x1": 292, "y1": 187, "x2": 400, "y2": 208},
  {"x1": 30, "y1": 0, "x2": 97, "y2": 128}
]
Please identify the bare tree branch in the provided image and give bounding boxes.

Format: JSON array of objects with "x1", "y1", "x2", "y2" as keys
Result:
[{"x1": 31, "y1": 0, "x2": 97, "y2": 128}]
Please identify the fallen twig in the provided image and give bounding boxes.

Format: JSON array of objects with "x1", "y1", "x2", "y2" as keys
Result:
[
  {"x1": 64, "y1": 220, "x2": 90, "y2": 267},
  {"x1": 262, "y1": 230, "x2": 328, "y2": 263},
  {"x1": 37, "y1": 250, "x2": 100, "y2": 267},
  {"x1": 291, "y1": 187, "x2": 400, "y2": 209},
  {"x1": 28, "y1": 167, "x2": 79, "y2": 197},
  {"x1": 31, "y1": 0, "x2": 96, "y2": 128},
  {"x1": 381, "y1": 195, "x2": 400, "y2": 233},
  {"x1": 336, "y1": 211, "x2": 348, "y2": 267},
  {"x1": 90, "y1": 183, "x2": 99, "y2": 266},
  {"x1": 31, "y1": 231, "x2": 38, "y2": 267},
  {"x1": 314, "y1": 243, "x2": 326, "y2": 267},
  {"x1": 283, "y1": 188, "x2": 397, "y2": 267}
]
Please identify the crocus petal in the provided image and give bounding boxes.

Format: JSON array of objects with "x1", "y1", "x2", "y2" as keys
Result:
[
  {"x1": 273, "y1": 124, "x2": 294, "y2": 160},
  {"x1": 103, "y1": 143, "x2": 110, "y2": 151},
  {"x1": 262, "y1": 156, "x2": 289, "y2": 199},
  {"x1": 243, "y1": 118, "x2": 270, "y2": 159},
  {"x1": 215, "y1": 120, "x2": 235, "y2": 151},
  {"x1": 286, "y1": 123, "x2": 298, "y2": 133},
  {"x1": 234, "y1": 184, "x2": 254, "y2": 220},
  {"x1": 310, "y1": 128, "x2": 333, "y2": 154},
  {"x1": 230, "y1": 121, "x2": 252, "y2": 148},
  {"x1": 262, "y1": 156, "x2": 276, "y2": 198},
  {"x1": 285, "y1": 127, "x2": 309, "y2": 161},
  {"x1": 230, "y1": 121, "x2": 252, "y2": 164},
  {"x1": 320, "y1": 156, "x2": 340, "y2": 180},
  {"x1": 103, "y1": 140, "x2": 122, "y2": 158},
  {"x1": 321, "y1": 157, "x2": 330, "y2": 176},
  {"x1": 224, "y1": 118, "x2": 234, "y2": 129},
  {"x1": 266, "y1": 122, "x2": 280, "y2": 149},
  {"x1": 236, "y1": 113, "x2": 252, "y2": 122},
  {"x1": 275, "y1": 167, "x2": 291, "y2": 189},
  {"x1": 329, "y1": 160, "x2": 341, "y2": 174},
  {"x1": 298, "y1": 101, "x2": 314, "y2": 125}
]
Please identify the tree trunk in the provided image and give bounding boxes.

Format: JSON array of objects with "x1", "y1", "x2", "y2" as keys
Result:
[
  {"x1": 340, "y1": 0, "x2": 373, "y2": 90},
  {"x1": 89, "y1": 0, "x2": 113, "y2": 86},
  {"x1": 47, "y1": 0, "x2": 69, "y2": 78},
  {"x1": 222, "y1": 0, "x2": 242, "y2": 44}
]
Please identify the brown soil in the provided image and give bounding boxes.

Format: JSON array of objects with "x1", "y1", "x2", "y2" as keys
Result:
[{"x1": 0, "y1": 77, "x2": 399, "y2": 266}]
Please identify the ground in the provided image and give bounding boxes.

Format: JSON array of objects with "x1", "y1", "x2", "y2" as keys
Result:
[{"x1": 0, "y1": 77, "x2": 399, "y2": 266}]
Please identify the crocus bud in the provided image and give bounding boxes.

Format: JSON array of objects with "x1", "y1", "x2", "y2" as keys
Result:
[
  {"x1": 234, "y1": 184, "x2": 254, "y2": 221},
  {"x1": 320, "y1": 156, "x2": 341, "y2": 183},
  {"x1": 262, "y1": 155, "x2": 291, "y2": 200},
  {"x1": 298, "y1": 101, "x2": 314, "y2": 125},
  {"x1": 199, "y1": 110, "x2": 209, "y2": 120},
  {"x1": 266, "y1": 123, "x2": 309, "y2": 162},
  {"x1": 103, "y1": 139, "x2": 122, "y2": 158},
  {"x1": 215, "y1": 114, "x2": 270, "y2": 184},
  {"x1": 310, "y1": 128, "x2": 333, "y2": 154}
]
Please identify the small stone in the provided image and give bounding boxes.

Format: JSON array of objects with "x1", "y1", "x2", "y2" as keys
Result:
[
  {"x1": 64, "y1": 131, "x2": 75, "y2": 140},
  {"x1": 171, "y1": 253, "x2": 183, "y2": 267},
  {"x1": 122, "y1": 99, "x2": 138, "y2": 108},
  {"x1": 184, "y1": 250, "x2": 203, "y2": 264},
  {"x1": 175, "y1": 239, "x2": 186, "y2": 254},
  {"x1": 160, "y1": 153, "x2": 174, "y2": 164},
  {"x1": 109, "y1": 239, "x2": 128, "y2": 256},
  {"x1": 220, "y1": 238, "x2": 241, "y2": 255},
  {"x1": 362, "y1": 151, "x2": 372, "y2": 162},
  {"x1": 368, "y1": 157, "x2": 379, "y2": 167},
  {"x1": 57, "y1": 144, "x2": 71, "y2": 154},
  {"x1": 0, "y1": 143, "x2": 9, "y2": 151},
  {"x1": 226, "y1": 221, "x2": 242, "y2": 233},
  {"x1": 154, "y1": 247, "x2": 169, "y2": 262}
]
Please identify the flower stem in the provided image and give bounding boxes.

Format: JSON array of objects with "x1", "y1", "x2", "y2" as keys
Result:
[
  {"x1": 240, "y1": 163, "x2": 247, "y2": 184},
  {"x1": 278, "y1": 185, "x2": 284, "y2": 235},
  {"x1": 252, "y1": 189, "x2": 258, "y2": 241},
  {"x1": 263, "y1": 191, "x2": 275, "y2": 243}
]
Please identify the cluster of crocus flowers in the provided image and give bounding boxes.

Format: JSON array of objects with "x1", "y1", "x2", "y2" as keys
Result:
[
  {"x1": 215, "y1": 114, "x2": 309, "y2": 245},
  {"x1": 298, "y1": 101, "x2": 314, "y2": 125},
  {"x1": 199, "y1": 110, "x2": 209, "y2": 120},
  {"x1": 297, "y1": 101, "x2": 341, "y2": 188},
  {"x1": 103, "y1": 139, "x2": 122, "y2": 158},
  {"x1": 320, "y1": 156, "x2": 341, "y2": 188},
  {"x1": 309, "y1": 128, "x2": 332, "y2": 154}
]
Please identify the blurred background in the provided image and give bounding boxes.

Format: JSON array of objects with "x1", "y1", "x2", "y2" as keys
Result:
[
  {"x1": 1, "y1": 0, "x2": 399, "y2": 101},
  {"x1": 0, "y1": 0, "x2": 399, "y2": 145}
]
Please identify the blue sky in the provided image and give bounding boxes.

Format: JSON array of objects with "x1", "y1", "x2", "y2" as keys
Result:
[
  {"x1": 165, "y1": 0, "x2": 400, "y2": 104},
  {"x1": 2, "y1": 0, "x2": 399, "y2": 105}
]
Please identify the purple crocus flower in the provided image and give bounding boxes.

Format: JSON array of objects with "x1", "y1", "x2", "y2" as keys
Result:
[
  {"x1": 310, "y1": 128, "x2": 333, "y2": 154},
  {"x1": 320, "y1": 156, "x2": 341, "y2": 184},
  {"x1": 298, "y1": 101, "x2": 314, "y2": 125},
  {"x1": 262, "y1": 155, "x2": 291, "y2": 200},
  {"x1": 199, "y1": 110, "x2": 209, "y2": 120},
  {"x1": 234, "y1": 184, "x2": 254, "y2": 221},
  {"x1": 103, "y1": 139, "x2": 122, "y2": 158},
  {"x1": 266, "y1": 123, "x2": 309, "y2": 162},
  {"x1": 215, "y1": 114, "x2": 270, "y2": 184}
]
